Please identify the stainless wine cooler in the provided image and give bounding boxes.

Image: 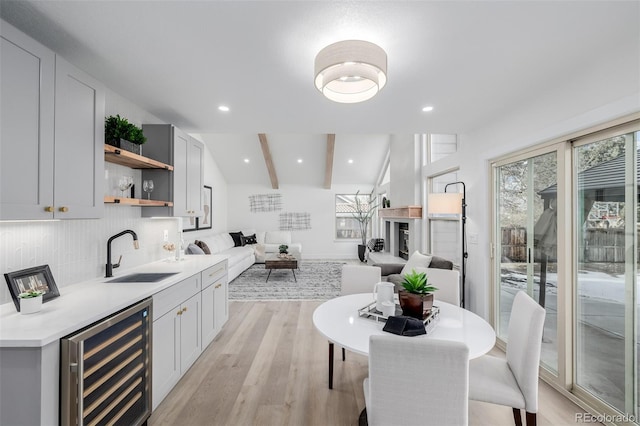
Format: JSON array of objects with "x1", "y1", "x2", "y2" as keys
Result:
[{"x1": 61, "y1": 298, "x2": 152, "y2": 426}]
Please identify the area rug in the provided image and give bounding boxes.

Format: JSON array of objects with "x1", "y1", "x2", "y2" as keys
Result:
[{"x1": 229, "y1": 261, "x2": 344, "y2": 300}]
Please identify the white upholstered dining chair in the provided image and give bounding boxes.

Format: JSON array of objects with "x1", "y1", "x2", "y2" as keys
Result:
[
  {"x1": 415, "y1": 267, "x2": 461, "y2": 306},
  {"x1": 468, "y1": 291, "x2": 546, "y2": 426},
  {"x1": 363, "y1": 335, "x2": 469, "y2": 426},
  {"x1": 326, "y1": 265, "x2": 382, "y2": 388},
  {"x1": 340, "y1": 265, "x2": 382, "y2": 295}
]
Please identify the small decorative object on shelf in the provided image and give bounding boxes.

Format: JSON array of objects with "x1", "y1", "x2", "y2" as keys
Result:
[
  {"x1": 18, "y1": 290, "x2": 44, "y2": 314},
  {"x1": 143, "y1": 179, "x2": 154, "y2": 200},
  {"x1": 117, "y1": 176, "x2": 133, "y2": 197},
  {"x1": 105, "y1": 114, "x2": 147, "y2": 155},
  {"x1": 279, "y1": 244, "x2": 289, "y2": 254}
]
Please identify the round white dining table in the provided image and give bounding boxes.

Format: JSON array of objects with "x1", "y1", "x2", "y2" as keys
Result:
[{"x1": 312, "y1": 293, "x2": 496, "y2": 388}]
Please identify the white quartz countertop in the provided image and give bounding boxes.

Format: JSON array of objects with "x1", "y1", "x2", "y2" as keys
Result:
[{"x1": 0, "y1": 255, "x2": 228, "y2": 348}]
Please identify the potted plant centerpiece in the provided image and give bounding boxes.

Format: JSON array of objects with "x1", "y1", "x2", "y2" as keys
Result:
[
  {"x1": 398, "y1": 269, "x2": 438, "y2": 320},
  {"x1": 351, "y1": 190, "x2": 378, "y2": 262},
  {"x1": 105, "y1": 114, "x2": 147, "y2": 155}
]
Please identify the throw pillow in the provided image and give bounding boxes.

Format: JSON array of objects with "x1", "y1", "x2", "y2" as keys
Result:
[
  {"x1": 185, "y1": 243, "x2": 205, "y2": 255},
  {"x1": 194, "y1": 240, "x2": 211, "y2": 254},
  {"x1": 242, "y1": 234, "x2": 257, "y2": 245},
  {"x1": 229, "y1": 231, "x2": 244, "y2": 247},
  {"x1": 401, "y1": 251, "x2": 433, "y2": 276}
]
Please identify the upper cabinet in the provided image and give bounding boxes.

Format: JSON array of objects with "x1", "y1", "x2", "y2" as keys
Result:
[
  {"x1": 0, "y1": 20, "x2": 105, "y2": 220},
  {"x1": 141, "y1": 124, "x2": 204, "y2": 218},
  {"x1": 1, "y1": 21, "x2": 55, "y2": 220},
  {"x1": 53, "y1": 56, "x2": 105, "y2": 219}
]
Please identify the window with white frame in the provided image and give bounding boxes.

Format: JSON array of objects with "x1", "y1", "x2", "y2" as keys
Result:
[
  {"x1": 429, "y1": 134, "x2": 458, "y2": 163},
  {"x1": 335, "y1": 194, "x2": 373, "y2": 241}
]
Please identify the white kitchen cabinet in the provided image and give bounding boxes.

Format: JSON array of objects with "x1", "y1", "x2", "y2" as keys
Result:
[
  {"x1": 201, "y1": 261, "x2": 229, "y2": 348},
  {"x1": 141, "y1": 124, "x2": 204, "y2": 219},
  {"x1": 152, "y1": 274, "x2": 202, "y2": 410},
  {"x1": 53, "y1": 56, "x2": 105, "y2": 218},
  {"x1": 0, "y1": 20, "x2": 55, "y2": 220},
  {"x1": 0, "y1": 20, "x2": 104, "y2": 220}
]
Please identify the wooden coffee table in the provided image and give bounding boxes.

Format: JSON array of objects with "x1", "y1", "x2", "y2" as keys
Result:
[{"x1": 264, "y1": 255, "x2": 298, "y2": 282}]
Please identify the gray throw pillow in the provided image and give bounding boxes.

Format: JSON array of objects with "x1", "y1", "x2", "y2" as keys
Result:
[{"x1": 186, "y1": 243, "x2": 206, "y2": 255}]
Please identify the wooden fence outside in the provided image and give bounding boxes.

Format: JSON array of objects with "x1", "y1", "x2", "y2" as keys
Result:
[{"x1": 500, "y1": 227, "x2": 634, "y2": 263}]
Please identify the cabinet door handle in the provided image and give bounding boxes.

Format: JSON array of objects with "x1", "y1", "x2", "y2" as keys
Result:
[
  {"x1": 44, "y1": 206, "x2": 54, "y2": 212},
  {"x1": 215, "y1": 283, "x2": 222, "y2": 289},
  {"x1": 58, "y1": 206, "x2": 69, "y2": 212},
  {"x1": 182, "y1": 307, "x2": 187, "y2": 313},
  {"x1": 177, "y1": 310, "x2": 182, "y2": 316}
]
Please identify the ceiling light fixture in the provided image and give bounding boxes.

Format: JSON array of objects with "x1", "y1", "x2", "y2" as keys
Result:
[
  {"x1": 348, "y1": 159, "x2": 354, "y2": 164},
  {"x1": 297, "y1": 159, "x2": 303, "y2": 164},
  {"x1": 243, "y1": 158, "x2": 250, "y2": 163},
  {"x1": 218, "y1": 105, "x2": 230, "y2": 112},
  {"x1": 422, "y1": 106, "x2": 434, "y2": 112},
  {"x1": 314, "y1": 40, "x2": 387, "y2": 104}
]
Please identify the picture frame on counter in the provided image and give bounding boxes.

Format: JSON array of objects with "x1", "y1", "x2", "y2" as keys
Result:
[{"x1": 4, "y1": 264, "x2": 60, "y2": 312}]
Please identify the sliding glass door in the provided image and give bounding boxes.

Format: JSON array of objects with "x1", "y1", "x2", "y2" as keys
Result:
[
  {"x1": 574, "y1": 129, "x2": 638, "y2": 415},
  {"x1": 493, "y1": 149, "x2": 559, "y2": 373},
  {"x1": 491, "y1": 120, "x2": 640, "y2": 421}
]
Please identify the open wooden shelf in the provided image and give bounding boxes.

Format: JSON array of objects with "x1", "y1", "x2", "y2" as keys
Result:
[
  {"x1": 104, "y1": 144, "x2": 174, "y2": 170},
  {"x1": 378, "y1": 205, "x2": 423, "y2": 219},
  {"x1": 104, "y1": 196, "x2": 173, "y2": 207}
]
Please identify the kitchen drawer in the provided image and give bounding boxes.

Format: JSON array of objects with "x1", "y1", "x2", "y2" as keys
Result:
[
  {"x1": 153, "y1": 273, "x2": 201, "y2": 320},
  {"x1": 201, "y1": 260, "x2": 227, "y2": 289}
]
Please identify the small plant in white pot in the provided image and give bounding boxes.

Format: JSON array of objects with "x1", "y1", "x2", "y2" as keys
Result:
[{"x1": 19, "y1": 290, "x2": 44, "y2": 314}]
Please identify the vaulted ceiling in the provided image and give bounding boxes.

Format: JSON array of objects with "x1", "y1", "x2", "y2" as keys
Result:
[{"x1": 1, "y1": 1, "x2": 637, "y2": 186}]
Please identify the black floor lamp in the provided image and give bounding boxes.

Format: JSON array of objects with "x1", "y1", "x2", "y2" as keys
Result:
[{"x1": 427, "y1": 181, "x2": 467, "y2": 308}]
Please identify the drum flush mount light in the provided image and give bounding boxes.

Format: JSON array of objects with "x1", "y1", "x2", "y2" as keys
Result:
[{"x1": 314, "y1": 40, "x2": 387, "y2": 103}]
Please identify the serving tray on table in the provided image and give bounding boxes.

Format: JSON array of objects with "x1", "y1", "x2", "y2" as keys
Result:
[{"x1": 358, "y1": 301, "x2": 440, "y2": 334}]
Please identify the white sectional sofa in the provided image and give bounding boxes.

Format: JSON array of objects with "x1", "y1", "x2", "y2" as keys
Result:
[{"x1": 185, "y1": 230, "x2": 302, "y2": 281}]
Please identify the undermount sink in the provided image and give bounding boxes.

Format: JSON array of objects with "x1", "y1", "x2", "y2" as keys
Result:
[{"x1": 107, "y1": 272, "x2": 178, "y2": 283}]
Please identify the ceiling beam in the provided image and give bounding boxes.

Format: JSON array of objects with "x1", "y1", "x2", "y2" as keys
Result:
[
  {"x1": 258, "y1": 133, "x2": 279, "y2": 189},
  {"x1": 324, "y1": 134, "x2": 335, "y2": 189}
]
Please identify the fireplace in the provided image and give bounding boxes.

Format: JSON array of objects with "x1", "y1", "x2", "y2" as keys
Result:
[{"x1": 399, "y1": 222, "x2": 409, "y2": 260}]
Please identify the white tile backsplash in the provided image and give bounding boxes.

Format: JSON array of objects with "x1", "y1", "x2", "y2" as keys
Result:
[{"x1": 0, "y1": 205, "x2": 181, "y2": 306}]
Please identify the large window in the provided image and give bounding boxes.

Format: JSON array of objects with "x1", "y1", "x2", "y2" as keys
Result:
[{"x1": 335, "y1": 194, "x2": 373, "y2": 241}]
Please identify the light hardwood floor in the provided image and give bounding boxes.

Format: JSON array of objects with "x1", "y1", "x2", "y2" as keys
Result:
[{"x1": 149, "y1": 300, "x2": 591, "y2": 426}]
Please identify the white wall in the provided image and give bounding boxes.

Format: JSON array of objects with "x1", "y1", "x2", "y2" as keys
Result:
[
  {"x1": 0, "y1": 89, "x2": 228, "y2": 306},
  {"x1": 225, "y1": 184, "x2": 374, "y2": 259},
  {"x1": 389, "y1": 134, "x2": 421, "y2": 207}
]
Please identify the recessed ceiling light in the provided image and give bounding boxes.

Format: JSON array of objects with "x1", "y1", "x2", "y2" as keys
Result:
[
  {"x1": 243, "y1": 158, "x2": 250, "y2": 163},
  {"x1": 348, "y1": 159, "x2": 354, "y2": 164},
  {"x1": 218, "y1": 105, "x2": 230, "y2": 112},
  {"x1": 422, "y1": 106, "x2": 434, "y2": 112},
  {"x1": 297, "y1": 158, "x2": 303, "y2": 164}
]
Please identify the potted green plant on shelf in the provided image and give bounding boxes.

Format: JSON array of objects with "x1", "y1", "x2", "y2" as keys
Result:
[
  {"x1": 398, "y1": 269, "x2": 438, "y2": 320},
  {"x1": 105, "y1": 114, "x2": 147, "y2": 155},
  {"x1": 18, "y1": 290, "x2": 44, "y2": 314},
  {"x1": 351, "y1": 190, "x2": 378, "y2": 262}
]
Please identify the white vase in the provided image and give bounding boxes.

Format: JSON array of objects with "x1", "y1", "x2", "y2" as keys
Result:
[{"x1": 20, "y1": 295, "x2": 43, "y2": 314}]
